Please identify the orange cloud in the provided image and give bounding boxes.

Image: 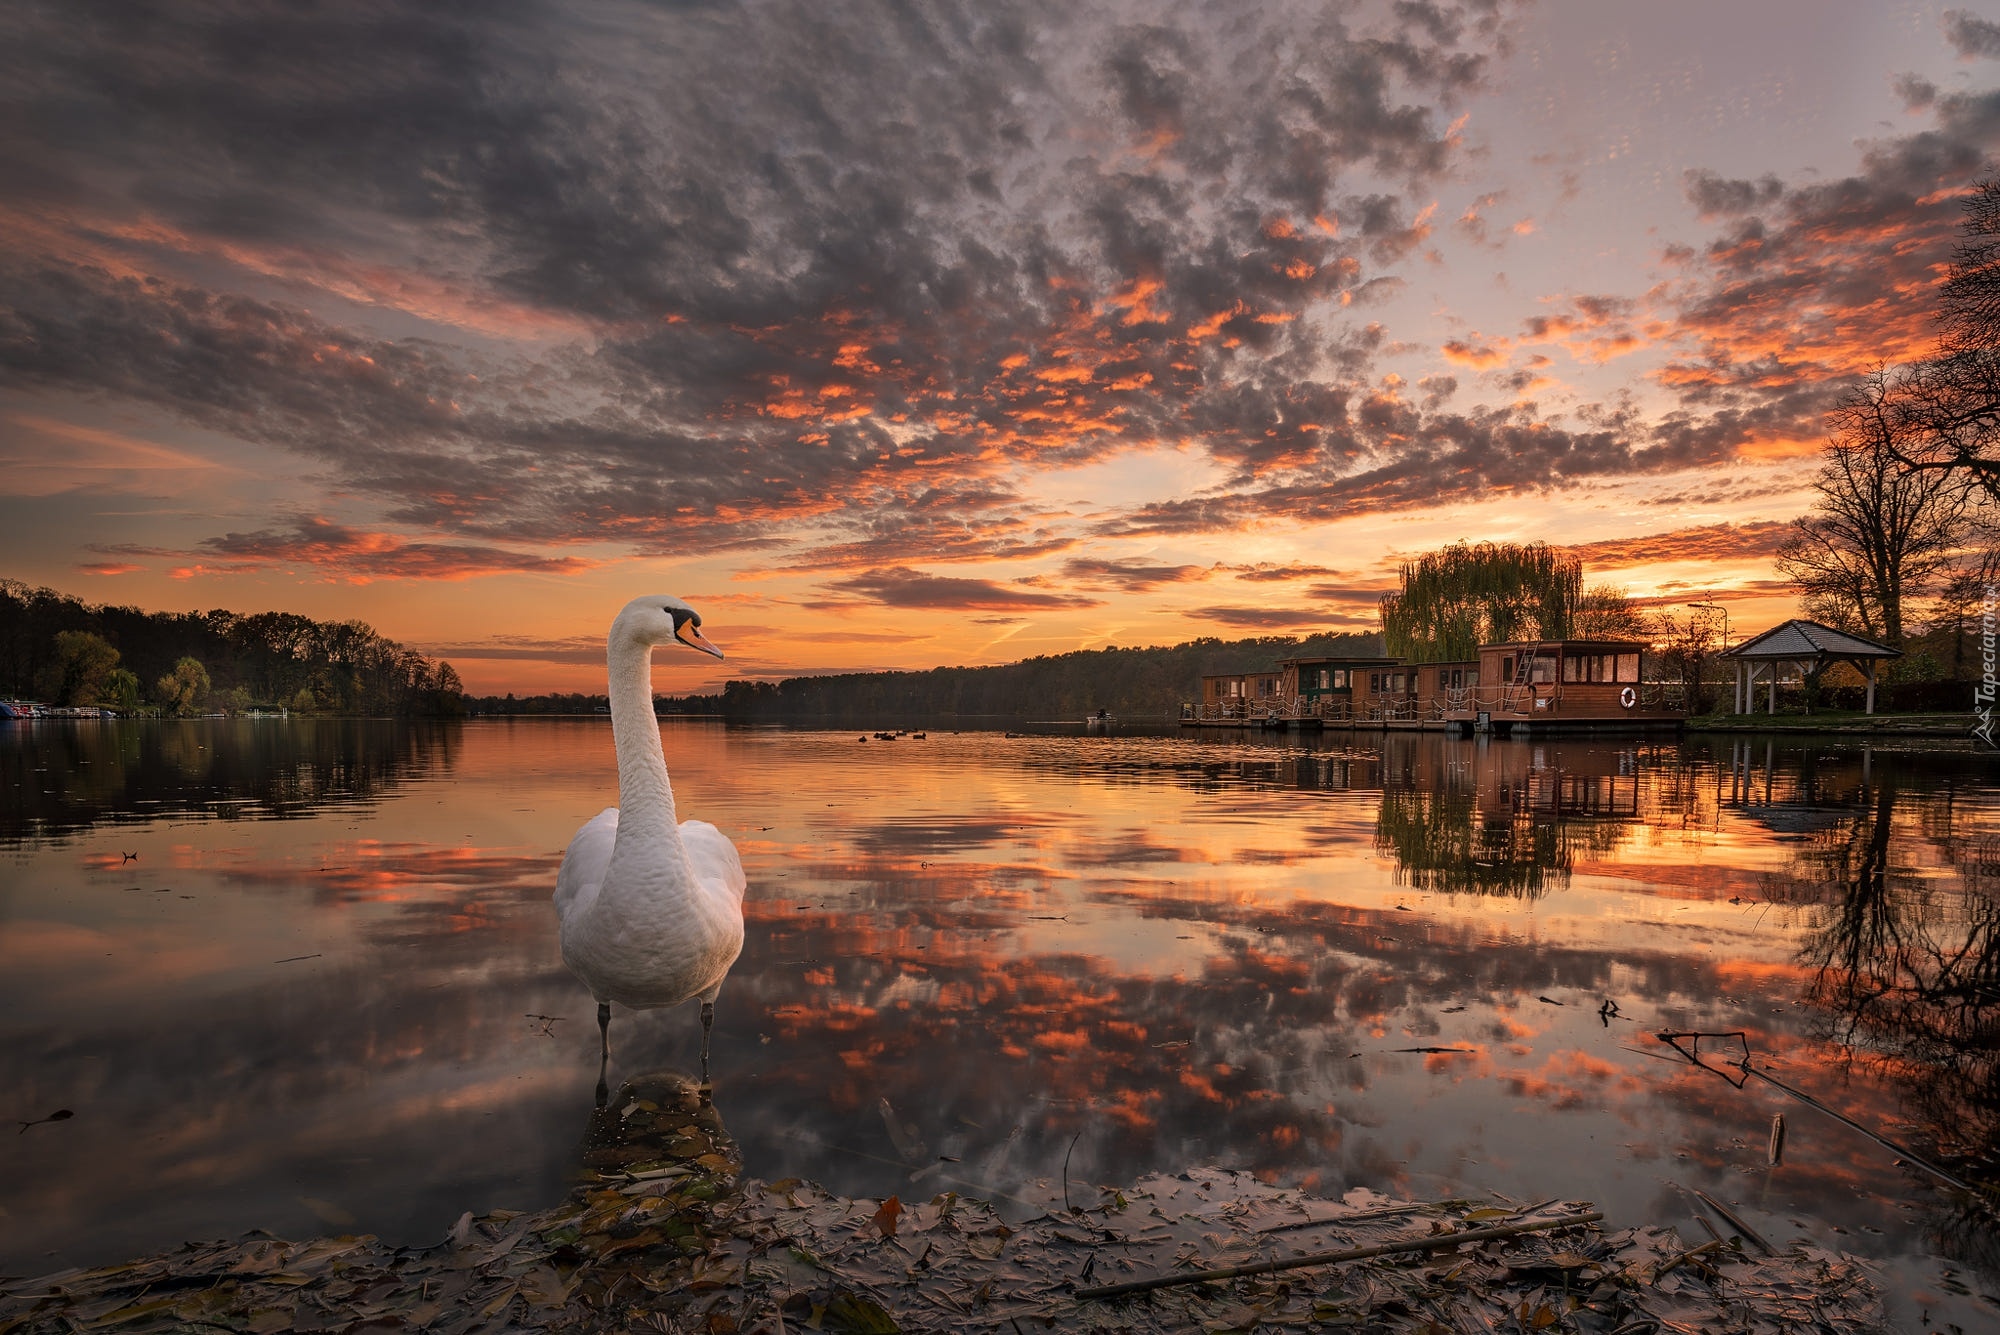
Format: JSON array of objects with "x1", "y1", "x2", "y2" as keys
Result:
[{"x1": 1441, "y1": 337, "x2": 1508, "y2": 369}]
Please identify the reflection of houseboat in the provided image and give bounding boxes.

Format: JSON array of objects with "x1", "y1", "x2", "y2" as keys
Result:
[{"x1": 1184, "y1": 638, "x2": 1682, "y2": 735}]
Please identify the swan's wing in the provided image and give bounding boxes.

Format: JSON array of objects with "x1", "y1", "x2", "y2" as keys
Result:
[
  {"x1": 555, "y1": 807, "x2": 619, "y2": 922},
  {"x1": 680, "y1": 819, "x2": 747, "y2": 908}
]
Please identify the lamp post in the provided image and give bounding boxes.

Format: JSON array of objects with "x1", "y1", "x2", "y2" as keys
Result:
[
  {"x1": 1689, "y1": 598, "x2": 1727, "y2": 712},
  {"x1": 1689, "y1": 598, "x2": 1727, "y2": 651}
]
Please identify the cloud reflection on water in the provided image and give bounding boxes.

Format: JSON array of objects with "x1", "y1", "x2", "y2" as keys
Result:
[{"x1": 1, "y1": 721, "x2": 1997, "y2": 1324}]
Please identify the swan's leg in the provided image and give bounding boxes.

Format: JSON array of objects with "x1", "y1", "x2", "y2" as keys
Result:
[
  {"x1": 595, "y1": 1002, "x2": 612, "y2": 1106},
  {"x1": 699, "y1": 1001, "x2": 716, "y2": 1092}
]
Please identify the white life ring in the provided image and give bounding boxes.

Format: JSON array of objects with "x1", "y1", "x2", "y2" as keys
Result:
[{"x1": 1619, "y1": 686, "x2": 1637, "y2": 709}]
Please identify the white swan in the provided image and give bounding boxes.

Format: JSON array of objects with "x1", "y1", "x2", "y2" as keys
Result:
[{"x1": 555, "y1": 595, "x2": 746, "y2": 1087}]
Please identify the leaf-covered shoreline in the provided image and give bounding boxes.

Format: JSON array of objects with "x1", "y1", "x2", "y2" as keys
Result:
[{"x1": 0, "y1": 1073, "x2": 1886, "y2": 1334}]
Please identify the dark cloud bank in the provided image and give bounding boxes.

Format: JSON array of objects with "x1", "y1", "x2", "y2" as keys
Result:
[{"x1": 0, "y1": 0, "x2": 1996, "y2": 596}]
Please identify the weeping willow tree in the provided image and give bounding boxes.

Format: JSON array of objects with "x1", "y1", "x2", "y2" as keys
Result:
[{"x1": 1378, "y1": 541, "x2": 1583, "y2": 662}]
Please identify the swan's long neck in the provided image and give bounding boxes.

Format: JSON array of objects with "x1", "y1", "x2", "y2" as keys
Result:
[{"x1": 607, "y1": 632, "x2": 687, "y2": 864}]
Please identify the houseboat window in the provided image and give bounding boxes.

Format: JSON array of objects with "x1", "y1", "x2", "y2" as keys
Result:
[
  {"x1": 1529, "y1": 656, "x2": 1555, "y2": 684},
  {"x1": 1563, "y1": 654, "x2": 1617, "y2": 683},
  {"x1": 1466, "y1": 670, "x2": 1478, "y2": 687},
  {"x1": 1332, "y1": 669, "x2": 1349, "y2": 688},
  {"x1": 1616, "y1": 654, "x2": 1639, "y2": 682},
  {"x1": 1501, "y1": 655, "x2": 1514, "y2": 680},
  {"x1": 1316, "y1": 668, "x2": 1330, "y2": 690}
]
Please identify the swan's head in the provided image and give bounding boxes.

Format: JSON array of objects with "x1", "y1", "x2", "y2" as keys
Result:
[{"x1": 613, "y1": 595, "x2": 724, "y2": 659}]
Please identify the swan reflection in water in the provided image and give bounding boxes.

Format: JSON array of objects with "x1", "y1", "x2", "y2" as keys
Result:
[{"x1": 579, "y1": 1070, "x2": 741, "y2": 1189}]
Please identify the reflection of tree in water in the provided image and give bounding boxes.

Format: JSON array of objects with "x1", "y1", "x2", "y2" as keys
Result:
[
  {"x1": 0, "y1": 719, "x2": 461, "y2": 842},
  {"x1": 1374, "y1": 764, "x2": 1631, "y2": 899},
  {"x1": 1787, "y1": 777, "x2": 2000, "y2": 1277}
]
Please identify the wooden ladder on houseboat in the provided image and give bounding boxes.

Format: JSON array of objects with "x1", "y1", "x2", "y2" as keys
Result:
[{"x1": 1500, "y1": 652, "x2": 1534, "y2": 714}]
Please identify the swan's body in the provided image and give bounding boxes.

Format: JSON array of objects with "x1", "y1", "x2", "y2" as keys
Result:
[{"x1": 555, "y1": 596, "x2": 745, "y2": 1083}]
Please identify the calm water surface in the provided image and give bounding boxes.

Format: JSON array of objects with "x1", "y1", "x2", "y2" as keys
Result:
[{"x1": 3, "y1": 719, "x2": 1999, "y2": 1327}]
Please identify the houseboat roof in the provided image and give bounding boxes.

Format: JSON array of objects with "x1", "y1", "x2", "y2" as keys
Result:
[
  {"x1": 1480, "y1": 638, "x2": 1646, "y2": 652},
  {"x1": 1276, "y1": 654, "x2": 1402, "y2": 667}
]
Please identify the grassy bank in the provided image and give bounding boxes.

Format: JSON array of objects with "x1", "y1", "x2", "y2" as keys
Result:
[{"x1": 1686, "y1": 710, "x2": 1982, "y2": 738}]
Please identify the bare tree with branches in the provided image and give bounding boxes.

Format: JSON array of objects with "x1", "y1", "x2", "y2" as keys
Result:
[
  {"x1": 1883, "y1": 179, "x2": 2000, "y2": 498},
  {"x1": 1777, "y1": 368, "x2": 1968, "y2": 646}
]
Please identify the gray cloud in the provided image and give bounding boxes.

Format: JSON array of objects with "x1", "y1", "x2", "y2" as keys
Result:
[
  {"x1": 1224, "y1": 561, "x2": 1343, "y2": 582},
  {"x1": 1060, "y1": 556, "x2": 1210, "y2": 591},
  {"x1": 818, "y1": 567, "x2": 1103, "y2": 611},
  {"x1": 1893, "y1": 73, "x2": 1939, "y2": 112},
  {"x1": 85, "y1": 516, "x2": 598, "y2": 581},
  {"x1": 3, "y1": 0, "x2": 1991, "y2": 571},
  {"x1": 1682, "y1": 170, "x2": 1785, "y2": 218},
  {"x1": 0, "y1": 0, "x2": 1519, "y2": 563},
  {"x1": 1204, "y1": 606, "x2": 1371, "y2": 628},
  {"x1": 1945, "y1": 9, "x2": 2000, "y2": 60},
  {"x1": 1559, "y1": 521, "x2": 1794, "y2": 569},
  {"x1": 1654, "y1": 86, "x2": 2000, "y2": 441}
]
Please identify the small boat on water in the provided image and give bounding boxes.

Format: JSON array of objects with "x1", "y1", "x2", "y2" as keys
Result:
[
  {"x1": 1, "y1": 701, "x2": 121, "y2": 719},
  {"x1": 1084, "y1": 710, "x2": 1115, "y2": 733}
]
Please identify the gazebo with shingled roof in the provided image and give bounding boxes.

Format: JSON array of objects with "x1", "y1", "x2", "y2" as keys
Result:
[{"x1": 1721, "y1": 619, "x2": 1902, "y2": 715}]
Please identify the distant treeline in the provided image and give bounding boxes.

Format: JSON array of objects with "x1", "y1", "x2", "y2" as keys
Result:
[
  {"x1": 465, "y1": 693, "x2": 722, "y2": 716},
  {"x1": 0, "y1": 582, "x2": 464, "y2": 716},
  {"x1": 707, "y1": 631, "x2": 1384, "y2": 723}
]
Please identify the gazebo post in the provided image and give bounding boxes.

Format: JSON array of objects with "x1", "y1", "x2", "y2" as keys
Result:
[
  {"x1": 1768, "y1": 661, "x2": 1777, "y2": 714},
  {"x1": 1865, "y1": 658, "x2": 1876, "y2": 715}
]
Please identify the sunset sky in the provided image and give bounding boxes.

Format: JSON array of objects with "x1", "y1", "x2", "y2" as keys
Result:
[{"x1": 3, "y1": 0, "x2": 1999, "y2": 694}]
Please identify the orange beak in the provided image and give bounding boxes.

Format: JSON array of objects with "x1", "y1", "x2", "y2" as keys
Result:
[{"x1": 676, "y1": 619, "x2": 724, "y2": 659}]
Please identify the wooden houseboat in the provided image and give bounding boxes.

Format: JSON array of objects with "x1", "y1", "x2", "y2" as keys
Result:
[
  {"x1": 1192, "y1": 668, "x2": 1285, "y2": 722},
  {"x1": 1409, "y1": 660, "x2": 1482, "y2": 722},
  {"x1": 1184, "y1": 638, "x2": 1683, "y2": 735},
  {"x1": 1279, "y1": 656, "x2": 1402, "y2": 724},
  {"x1": 1466, "y1": 639, "x2": 1680, "y2": 735}
]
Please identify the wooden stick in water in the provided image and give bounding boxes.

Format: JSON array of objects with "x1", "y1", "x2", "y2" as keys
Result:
[
  {"x1": 1074, "y1": 1211, "x2": 1604, "y2": 1301},
  {"x1": 1656, "y1": 1237, "x2": 1725, "y2": 1278},
  {"x1": 1741, "y1": 1062, "x2": 1979, "y2": 1197},
  {"x1": 1255, "y1": 1200, "x2": 1447, "y2": 1235},
  {"x1": 1691, "y1": 1187, "x2": 1773, "y2": 1256}
]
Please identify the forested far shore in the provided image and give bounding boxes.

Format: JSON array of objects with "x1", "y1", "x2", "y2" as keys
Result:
[
  {"x1": 478, "y1": 633, "x2": 1382, "y2": 721},
  {"x1": 0, "y1": 582, "x2": 464, "y2": 716},
  {"x1": 466, "y1": 692, "x2": 723, "y2": 715},
  {"x1": 709, "y1": 631, "x2": 1386, "y2": 723}
]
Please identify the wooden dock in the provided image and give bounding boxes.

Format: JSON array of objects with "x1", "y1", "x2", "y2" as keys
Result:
[{"x1": 1180, "y1": 702, "x2": 1685, "y2": 738}]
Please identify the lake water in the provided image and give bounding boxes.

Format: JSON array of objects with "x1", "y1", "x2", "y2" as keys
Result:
[{"x1": 3, "y1": 718, "x2": 1999, "y2": 1327}]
